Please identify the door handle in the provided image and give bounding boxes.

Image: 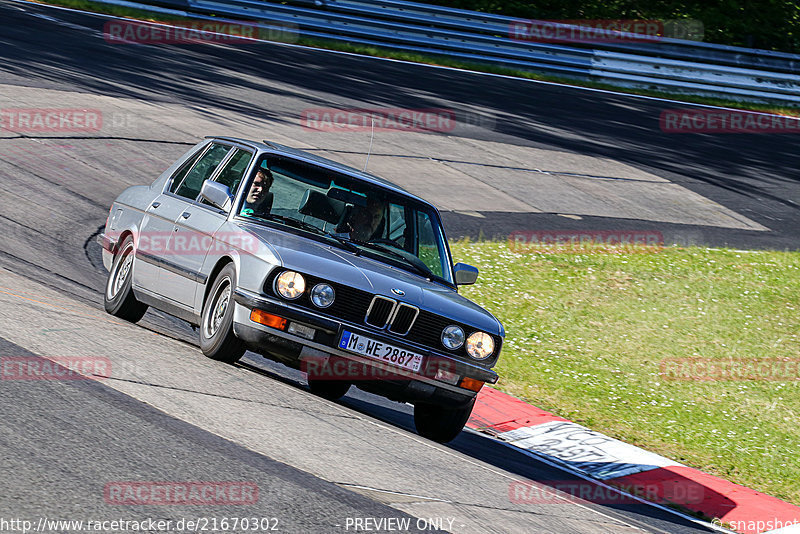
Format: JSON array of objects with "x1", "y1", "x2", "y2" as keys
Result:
[
  {"x1": 151, "y1": 201, "x2": 161, "y2": 209},
  {"x1": 181, "y1": 212, "x2": 191, "y2": 219}
]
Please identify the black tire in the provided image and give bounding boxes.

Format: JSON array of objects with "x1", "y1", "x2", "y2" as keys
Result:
[
  {"x1": 414, "y1": 396, "x2": 476, "y2": 443},
  {"x1": 307, "y1": 378, "x2": 351, "y2": 401},
  {"x1": 200, "y1": 263, "x2": 245, "y2": 363},
  {"x1": 104, "y1": 235, "x2": 148, "y2": 323}
]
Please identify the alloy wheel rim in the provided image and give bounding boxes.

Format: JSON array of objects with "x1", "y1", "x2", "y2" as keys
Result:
[
  {"x1": 109, "y1": 246, "x2": 133, "y2": 299},
  {"x1": 205, "y1": 279, "x2": 231, "y2": 338}
]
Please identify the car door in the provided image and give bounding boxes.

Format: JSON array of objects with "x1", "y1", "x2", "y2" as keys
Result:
[
  {"x1": 133, "y1": 145, "x2": 207, "y2": 291},
  {"x1": 138, "y1": 142, "x2": 233, "y2": 304},
  {"x1": 165, "y1": 147, "x2": 254, "y2": 309}
]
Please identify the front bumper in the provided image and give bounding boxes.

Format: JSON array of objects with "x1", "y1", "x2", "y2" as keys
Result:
[
  {"x1": 97, "y1": 233, "x2": 118, "y2": 271},
  {"x1": 97, "y1": 232, "x2": 118, "y2": 254},
  {"x1": 232, "y1": 288, "x2": 498, "y2": 406}
]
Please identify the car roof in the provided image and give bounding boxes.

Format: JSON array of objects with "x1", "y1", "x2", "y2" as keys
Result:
[{"x1": 208, "y1": 136, "x2": 432, "y2": 207}]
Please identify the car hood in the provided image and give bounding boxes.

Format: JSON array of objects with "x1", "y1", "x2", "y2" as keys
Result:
[{"x1": 242, "y1": 223, "x2": 504, "y2": 336}]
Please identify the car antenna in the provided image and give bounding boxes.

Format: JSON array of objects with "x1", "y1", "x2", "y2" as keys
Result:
[{"x1": 363, "y1": 115, "x2": 375, "y2": 172}]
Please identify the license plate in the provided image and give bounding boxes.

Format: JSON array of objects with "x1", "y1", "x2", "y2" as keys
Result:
[{"x1": 338, "y1": 331, "x2": 424, "y2": 373}]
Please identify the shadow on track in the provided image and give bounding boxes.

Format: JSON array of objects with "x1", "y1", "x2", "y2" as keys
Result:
[{"x1": 3, "y1": 0, "x2": 799, "y2": 247}]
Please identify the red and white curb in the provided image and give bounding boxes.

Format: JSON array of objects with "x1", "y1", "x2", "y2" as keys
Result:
[{"x1": 467, "y1": 387, "x2": 800, "y2": 534}]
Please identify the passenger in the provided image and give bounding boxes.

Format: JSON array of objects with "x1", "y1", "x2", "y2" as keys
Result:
[{"x1": 338, "y1": 196, "x2": 385, "y2": 241}]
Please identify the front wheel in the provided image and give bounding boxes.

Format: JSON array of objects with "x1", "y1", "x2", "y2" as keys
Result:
[
  {"x1": 414, "y1": 397, "x2": 476, "y2": 443},
  {"x1": 104, "y1": 235, "x2": 148, "y2": 322},
  {"x1": 200, "y1": 263, "x2": 245, "y2": 363}
]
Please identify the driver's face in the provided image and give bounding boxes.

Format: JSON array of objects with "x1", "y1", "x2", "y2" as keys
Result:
[{"x1": 246, "y1": 172, "x2": 271, "y2": 204}]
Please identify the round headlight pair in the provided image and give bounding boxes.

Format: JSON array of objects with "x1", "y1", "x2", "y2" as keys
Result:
[
  {"x1": 441, "y1": 326, "x2": 495, "y2": 360},
  {"x1": 274, "y1": 271, "x2": 334, "y2": 308}
]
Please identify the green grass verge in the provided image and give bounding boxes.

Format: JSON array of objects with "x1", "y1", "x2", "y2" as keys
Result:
[
  {"x1": 450, "y1": 239, "x2": 800, "y2": 506},
  {"x1": 30, "y1": 0, "x2": 800, "y2": 117},
  {"x1": 34, "y1": 0, "x2": 194, "y2": 22}
]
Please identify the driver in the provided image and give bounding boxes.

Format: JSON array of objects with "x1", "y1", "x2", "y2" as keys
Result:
[{"x1": 240, "y1": 168, "x2": 274, "y2": 217}]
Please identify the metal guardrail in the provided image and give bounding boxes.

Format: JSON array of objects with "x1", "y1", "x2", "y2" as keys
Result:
[
  {"x1": 329, "y1": 0, "x2": 800, "y2": 74},
  {"x1": 98, "y1": 0, "x2": 800, "y2": 104}
]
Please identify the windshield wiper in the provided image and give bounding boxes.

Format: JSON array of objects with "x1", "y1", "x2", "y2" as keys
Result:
[
  {"x1": 259, "y1": 214, "x2": 359, "y2": 253},
  {"x1": 347, "y1": 239, "x2": 435, "y2": 280},
  {"x1": 258, "y1": 213, "x2": 321, "y2": 233}
]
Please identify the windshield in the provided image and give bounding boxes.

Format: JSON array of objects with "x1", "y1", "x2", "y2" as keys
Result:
[{"x1": 236, "y1": 155, "x2": 454, "y2": 285}]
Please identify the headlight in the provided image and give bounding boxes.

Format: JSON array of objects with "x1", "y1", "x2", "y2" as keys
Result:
[
  {"x1": 310, "y1": 283, "x2": 335, "y2": 308},
  {"x1": 441, "y1": 325, "x2": 465, "y2": 350},
  {"x1": 275, "y1": 271, "x2": 305, "y2": 300},
  {"x1": 466, "y1": 332, "x2": 494, "y2": 360}
]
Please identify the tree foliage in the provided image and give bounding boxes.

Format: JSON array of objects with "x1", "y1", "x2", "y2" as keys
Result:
[{"x1": 418, "y1": 0, "x2": 800, "y2": 53}]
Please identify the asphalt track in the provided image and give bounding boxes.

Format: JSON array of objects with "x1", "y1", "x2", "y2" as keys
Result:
[
  {"x1": 0, "y1": 338, "x2": 430, "y2": 533},
  {"x1": 3, "y1": 0, "x2": 799, "y2": 248},
  {"x1": 0, "y1": 0, "x2": 791, "y2": 532}
]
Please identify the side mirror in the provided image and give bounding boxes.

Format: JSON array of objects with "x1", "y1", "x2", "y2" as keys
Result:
[
  {"x1": 199, "y1": 181, "x2": 232, "y2": 211},
  {"x1": 453, "y1": 262, "x2": 479, "y2": 285}
]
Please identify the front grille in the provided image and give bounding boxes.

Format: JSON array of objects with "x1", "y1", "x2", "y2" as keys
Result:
[
  {"x1": 408, "y1": 310, "x2": 449, "y2": 342},
  {"x1": 388, "y1": 303, "x2": 418, "y2": 335},
  {"x1": 364, "y1": 296, "x2": 419, "y2": 335},
  {"x1": 365, "y1": 296, "x2": 395, "y2": 327},
  {"x1": 325, "y1": 282, "x2": 372, "y2": 323}
]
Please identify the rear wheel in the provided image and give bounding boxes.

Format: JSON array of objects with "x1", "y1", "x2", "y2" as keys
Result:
[
  {"x1": 104, "y1": 235, "x2": 148, "y2": 322},
  {"x1": 307, "y1": 378, "x2": 351, "y2": 401},
  {"x1": 200, "y1": 263, "x2": 245, "y2": 363},
  {"x1": 414, "y1": 397, "x2": 476, "y2": 443}
]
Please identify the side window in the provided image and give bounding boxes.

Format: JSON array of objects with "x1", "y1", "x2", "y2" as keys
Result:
[
  {"x1": 416, "y1": 211, "x2": 443, "y2": 277},
  {"x1": 168, "y1": 148, "x2": 204, "y2": 194},
  {"x1": 174, "y1": 143, "x2": 231, "y2": 200},
  {"x1": 213, "y1": 148, "x2": 253, "y2": 195},
  {"x1": 388, "y1": 203, "x2": 407, "y2": 248}
]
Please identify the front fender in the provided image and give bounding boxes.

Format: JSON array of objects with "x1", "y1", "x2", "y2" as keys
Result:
[{"x1": 193, "y1": 225, "x2": 282, "y2": 314}]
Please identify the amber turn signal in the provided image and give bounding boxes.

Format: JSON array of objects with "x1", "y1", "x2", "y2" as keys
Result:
[
  {"x1": 459, "y1": 377, "x2": 484, "y2": 392},
  {"x1": 250, "y1": 309, "x2": 288, "y2": 330}
]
